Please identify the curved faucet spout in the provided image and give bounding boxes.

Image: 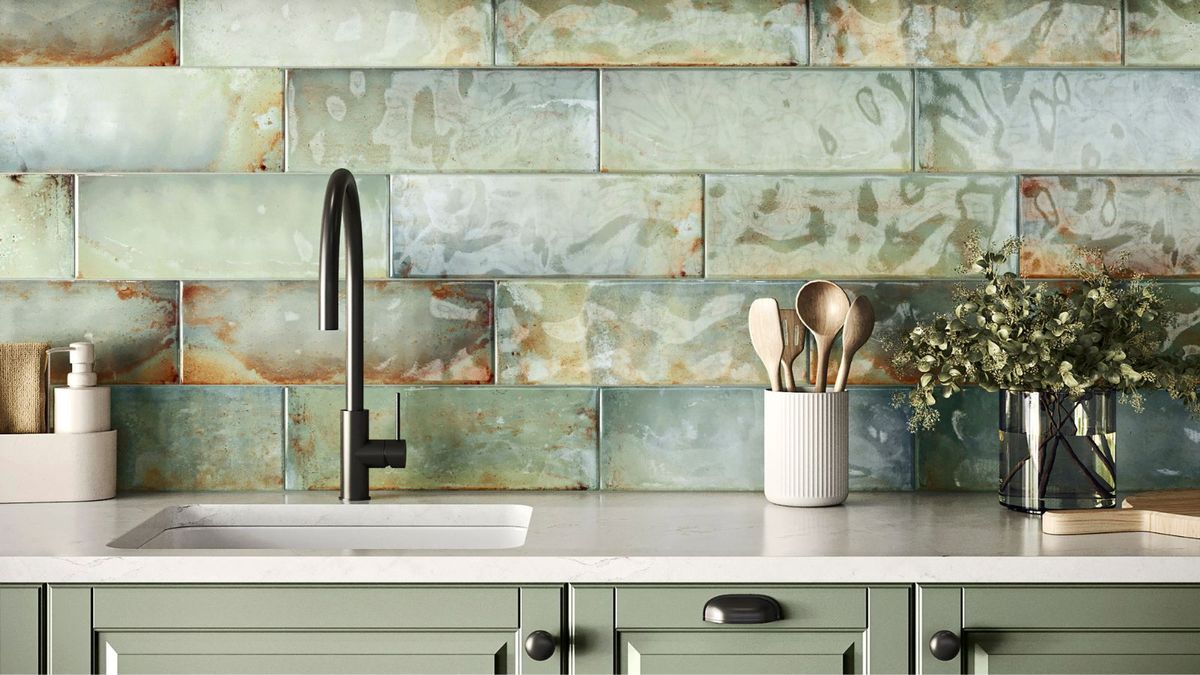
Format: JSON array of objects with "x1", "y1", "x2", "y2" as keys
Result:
[{"x1": 318, "y1": 168, "x2": 364, "y2": 412}]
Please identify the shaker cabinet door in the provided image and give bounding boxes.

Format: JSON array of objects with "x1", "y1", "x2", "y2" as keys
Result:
[{"x1": 919, "y1": 585, "x2": 1200, "y2": 674}]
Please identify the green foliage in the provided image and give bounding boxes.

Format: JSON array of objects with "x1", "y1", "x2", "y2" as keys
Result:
[{"x1": 892, "y1": 238, "x2": 1200, "y2": 431}]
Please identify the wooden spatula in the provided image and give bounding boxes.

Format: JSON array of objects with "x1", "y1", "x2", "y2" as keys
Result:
[
  {"x1": 1042, "y1": 489, "x2": 1200, "y2": 539},
  {"x1": 748, "y1": 298, "x2": 784, "y2": 392}
]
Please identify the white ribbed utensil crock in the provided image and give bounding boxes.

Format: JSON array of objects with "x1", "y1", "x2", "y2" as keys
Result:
[{"x1": 763, "y1": 390, "x2": 849, "y2": 507}]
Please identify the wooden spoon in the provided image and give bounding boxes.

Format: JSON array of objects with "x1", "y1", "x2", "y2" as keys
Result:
[
  {"x1": 778, "y1": 308, "x2": 805, "y2": 392},
  {"x1": 834, "y1": 296, "x2": 875, "y2": 392},
  {"x1": 748, "y1": 298, "x2": 784, "y2": 392},
  {"x1": 794, "y1": 281, "x2": 850, "y2": 393}
]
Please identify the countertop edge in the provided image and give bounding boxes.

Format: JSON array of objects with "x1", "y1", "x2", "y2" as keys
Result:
[{"x1": 6, "y1": 555, "x2": 1200, "y2": 585}]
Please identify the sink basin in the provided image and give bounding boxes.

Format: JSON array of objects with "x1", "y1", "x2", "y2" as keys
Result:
[{"x1": 108, "y1": 504, "x2": 532, "y2": 550}]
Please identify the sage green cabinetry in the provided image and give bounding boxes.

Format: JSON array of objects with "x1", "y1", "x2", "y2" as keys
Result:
[
  {"x1": 572, "y1": 585, "x2": 911, "y2": 674},
  {"x1": 0, "y1": 585, "x2": 41, "y2": 674},
  {"x1": 918, "y1": 585, "x2": 1200, "y2": 674},
  {"x1": 47, "y1": 585, "x2": 564, "y2": 675}
]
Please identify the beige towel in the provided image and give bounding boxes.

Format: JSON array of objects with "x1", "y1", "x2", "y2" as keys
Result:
[{"x1": 0, "y1": 342, "x2": 49, "y2": 433}]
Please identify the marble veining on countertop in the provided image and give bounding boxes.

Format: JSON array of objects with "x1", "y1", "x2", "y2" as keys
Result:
[{"x1": 3, "y1": 491, "x2": 1200, "y2": 584}]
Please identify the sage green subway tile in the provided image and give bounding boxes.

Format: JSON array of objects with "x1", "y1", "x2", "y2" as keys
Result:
[
  {"x1": 707, "y1": 174, "x2": 1016, "y2": 279},
  {"x1": 286, "y1": 386, "x2": 598, "y2": 490},
  {"x1": 0, "y1": 68, "x2": 282, "y2": 172},
  {"x1": 1020, "y1": 176, "x2": 1200, "y2": 278},
  {"x1": 600, "y1": 388, "x2": 763, "y2": 490},
  {"x1": 1159, "y1": 282, "x2": 1200, "y2": 357},
  {"x1": 497, "y1": 281, "x2": 800, "y2": 385},
  {"x1": 112, "y1": 386, "x2": 283, "y2": 491},
  {"x1": 391, "y1": 174, "x2": 702, "y2": 278},
  {"x1": 807, "y1": 281, "x2": 959, "y2": 387},
  {"x1": 602, "y1": 70, "x2": 911, "y2": 172},
  {"x1": 599, "y1": 387, "x2": 913, "y2": 491},
  {"x1": 917, "y1": 70, "x2": 1200, "y2": 173},
  {"x1": 78, "y1": 174, "x2": 389, "y2": 280},
  {"x1": 496, "y1": 0, "x2": 807, "y2": 66},
  {"x1": 0, "y1": 0, "x2": 178, "y2": 66},
  {"x1": 180, "y1": 0, "x2": 491, "y2": 67},
  {"x1": 1126, "y1": 0, "x2": 1200, "y2": 65},
  {"x1": 811, "y1": 0, "x2": 1120, "y2": 66},
  {"x1": 915, "y1": 387, "x2": 995, "y2": 491},
  {"x1": 0, "y1": 281, "x2": 178, "y2": 383},
  {"x1": 1120, "y1": 390, "x2": 1200, "y2": 490},
  {"x1": 288, "y1": 69, "x2": 597, "y2": 172},
  {"x1": 182, "y1": 281, "x2": 492, "y2": 385},
  {"x1": 0, "y1": 175, "x2": 73, "y2": 279}
]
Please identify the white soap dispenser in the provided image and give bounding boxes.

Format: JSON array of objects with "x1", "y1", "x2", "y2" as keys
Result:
[{"x1": 48, "y1": 342, "x2": 111, "y2": 434}]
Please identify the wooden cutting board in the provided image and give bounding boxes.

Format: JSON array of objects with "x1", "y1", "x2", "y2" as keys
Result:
[{"x1": 1042, "y1": 489, "x2": 1200, "y2": 539}]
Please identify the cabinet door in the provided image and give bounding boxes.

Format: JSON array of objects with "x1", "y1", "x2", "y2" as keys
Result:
[
  {"x1": 0, "y1": 585, "x2": 41, "y2": 674},
  {"x1": 50, "y1": 584, "x2": 565, "y2": 674},
  {"x1": 97, "y1": 631, "x2": 513, "y2": 674},
  {"x1": 620, "y1": 631, "x2": 860, "y2": 674},
  {"x1": 919, "y1": 585, "x2": 1200, "y2": 674}
]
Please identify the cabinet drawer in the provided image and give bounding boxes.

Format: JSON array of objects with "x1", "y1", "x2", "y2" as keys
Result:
[
  {"x1": 93, "y1": 586, "x2": 517, "y2": 630},
  {"x1": 621, "y1": 631, "x2": 860, "y2": 674},
  {"x1": 616, "y1": 586, "x2": 865, "y2": 630},
  {"x1": 964, "y1": 586, "x2": 1200, "y2": 630}
]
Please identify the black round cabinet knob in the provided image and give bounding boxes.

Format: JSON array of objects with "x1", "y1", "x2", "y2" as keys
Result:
[
  {"x1": 524, "y1": 630, "x2": 556, "y2": 661},
  {"x1": 929, "y1": 630, "x2": 961, "y2": 661}
]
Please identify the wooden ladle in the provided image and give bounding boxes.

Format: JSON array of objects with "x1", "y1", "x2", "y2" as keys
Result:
[
  {"x1": 795, "y1": 281, "x2": 850, "y2": 393},
  {"x1": 834, "y1": 295, "x2": 875, "y2": 392}
]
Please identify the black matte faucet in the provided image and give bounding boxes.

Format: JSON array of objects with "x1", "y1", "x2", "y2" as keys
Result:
[{"x1": 319, "y1": 168, "x2": 406, "y2": 502}]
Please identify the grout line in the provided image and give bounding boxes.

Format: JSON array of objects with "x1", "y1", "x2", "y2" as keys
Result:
[
  {"x1": 698, "y1": 173, "x2": 706, "y2": 278},
  {"x1": 491, "y1": 0, "x2": 499, "y2": 66},
  {"x1": 491, "y1": 279, "x2": 499, "y2": 384},
  {"x1": 176, "y1": 282, "x2": 184, "y2": 383},
  {"x1": 909, "y1": 69, "x2": 918, "y2": 171},
  {"x1": 281, "y1": 385, "x2": 290, "y2": 489},
  {"x1": 595, "y1": 386, "x2": 604, "y2": 490},
  {"x1": 1120, "y1": 0, "x2": 1127, "y2": 66},
  {"x1": 281, "y1": 69, "x2": 290, "y2": 172},
  {"x1": 595, "y1": 68, "x2": 603, "y2": 172},
  {"x1": 71, "y1": 174, "x2": 79, "y2": 279}
]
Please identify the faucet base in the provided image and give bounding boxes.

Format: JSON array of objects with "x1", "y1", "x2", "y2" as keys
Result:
[{"x1": 338, "y1": 409, "x2": 407, "y2": 503}]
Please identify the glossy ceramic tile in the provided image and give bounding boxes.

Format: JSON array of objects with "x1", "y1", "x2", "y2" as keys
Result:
[
  {"x1": 0, "y1": 281, "x2": 178, "y2": 383},
  {"x1": 915, "y1": 387, "x2": 996, "y2": 491},
  {"x1": 78, "y1": 174, "x2": 389, "y2": 280},
  {"x1": 811, "y1": 0, "x2": 1120, "y2": 66},
  {"x1": 1159, "y1": 282, "x2": 1200, "y2": 358},
  {"x1": 599, "y1": 387, "x2": 913, "y2": 491},
  {"x1": 600, "y1": 388, "x2": 764, "y2": 490},
  {"x1": 112, "y1": 386, "x2": 283, "y2": 491},
  {"x1": 1126, "y1": 0, "x2": 1200, "y2": 65},
  {"x1": 182, "y1": 281, "x2": 492, "y2": 385},
  {"x1": 286, "y1": 386, "x2": 598, "y2": 490},
  {"x1": 1020, "y1": 176, "x2": 1200, "y2": 277},
  {"x1": 917, "y1": 70, "x2": 1200, "y2": 173},
  {"x1": 0, "y1": 68, "x2": 282, "y2": 172},
  {"x1": 496, "y1": 0, "x2": 807, "y2": 66},
  {"x1": 0, "y1": 0, "x2": 178, "y2": 66},
  {"x1": 391, "y1": 174, "x2": 702, "y2": 278},
  {"x1": 0, "y1": 175, "x2": 73, "y2": 279},
  {"x1": 288, "y1": 69, "x2": 597, "y2": 172},
  {"x1": 808, "y1": 281, "x2": 959, "y2": 387},
  {"x1": 601, "y1": 70, "x2": 911, "y2": 172},
  {"x1": 180, "y1": 0, "x2": 492, "y2": 67},
  {"x1": 1119, "y1": 390, "x2": 1200, "y2": 490},
  {"x1": 707, "y1": 174, "x2": 1017, "y2": 279},
  {"x1": 497, "y1": 281, "x2": 800, "y2": 385}
]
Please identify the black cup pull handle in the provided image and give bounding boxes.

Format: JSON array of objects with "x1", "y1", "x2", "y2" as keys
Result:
[
  {"x1": 524, "y1": 630, "x2": 556, "y2": 661},
  {"x1": 929, "y1": 630, "x2": 961, "y2": 661},
  {"x1": 702, "y1": 594, "x2": 783, "y2": 624}
]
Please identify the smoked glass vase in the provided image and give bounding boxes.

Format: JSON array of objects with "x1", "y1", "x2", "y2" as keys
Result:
[{"x1": 998, "y1": 390, "x2": 1117, "y2": 513}]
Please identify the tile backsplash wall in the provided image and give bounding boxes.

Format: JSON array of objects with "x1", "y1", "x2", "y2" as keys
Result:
[{"x1": 2, "y1": 0, "x2": 1200, "y2": 493}]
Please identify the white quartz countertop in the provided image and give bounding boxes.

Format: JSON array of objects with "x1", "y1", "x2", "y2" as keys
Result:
[{"x1": 3, "y1": 491, "x2": 1200, "y2": 584}]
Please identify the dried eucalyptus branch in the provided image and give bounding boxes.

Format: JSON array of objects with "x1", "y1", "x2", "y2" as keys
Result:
[{"x1": 891, "y1": 238, "x2": 1200, "y2": 431}]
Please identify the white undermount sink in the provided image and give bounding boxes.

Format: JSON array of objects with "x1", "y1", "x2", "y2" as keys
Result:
[{"x1": 108, "y1": 503, "x2": 532, "y2": 550}]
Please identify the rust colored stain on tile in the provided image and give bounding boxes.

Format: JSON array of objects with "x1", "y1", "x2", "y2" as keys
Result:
[{"x1": 0, "y1": 0, "x2": 179, "y2": 66}]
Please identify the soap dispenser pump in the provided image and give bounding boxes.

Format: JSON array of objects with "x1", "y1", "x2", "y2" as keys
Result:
[{"x1": 47, "y1": 342, "x2": 110, "y2": 434}]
